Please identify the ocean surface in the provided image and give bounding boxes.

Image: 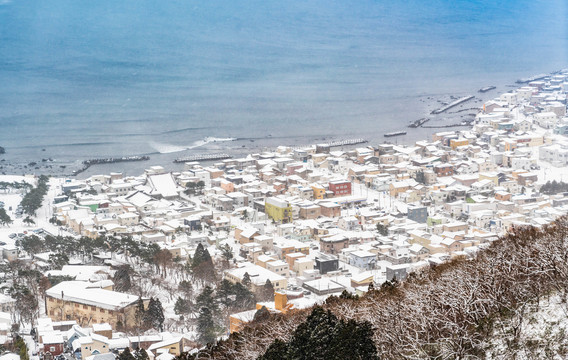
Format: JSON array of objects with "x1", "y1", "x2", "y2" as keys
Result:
[{"x1": 0, "y1": 0, "x2": 567, "y2": 175}]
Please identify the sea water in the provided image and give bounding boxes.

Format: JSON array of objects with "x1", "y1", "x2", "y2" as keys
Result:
[{"x1": 0, "y1": 0, "x2": 566, "y2": 174}]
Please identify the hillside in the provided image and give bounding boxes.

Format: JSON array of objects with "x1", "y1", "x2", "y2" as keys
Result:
[{"x1": 184, "y1": 216, "x2": 568, "y2": 359}]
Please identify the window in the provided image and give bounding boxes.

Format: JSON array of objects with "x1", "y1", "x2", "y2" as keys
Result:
[
  {"x1": 83, "y1": 305, "x2": 88, "y2": 309},
  {"x1": 91, "y1": 306, "x2": 96, "y2": 311},
  {"x1": 75, "y1": 304, "x2": 79, "y2": 308},
  {"x1": 50, "y1": 310, "x2": 54, "y2": 316},
  {"x1": 100, "y1": 309, "x2": 105, "y2": 313},
  {"x1": 50, "y1": 347, "x2": 55, "y2": 352}
]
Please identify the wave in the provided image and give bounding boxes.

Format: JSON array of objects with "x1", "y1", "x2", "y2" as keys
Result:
[
  {"x1": 160, "y1": 126, "x2": 212, "y2": 135},
  {"x1": 149, "y1": 137, "x2": 237, "y2": 154}
]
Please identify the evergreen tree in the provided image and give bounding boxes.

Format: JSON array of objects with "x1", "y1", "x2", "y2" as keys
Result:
[
  {"x1": 216, "y1": 280, "x2": 235, "y2": 308},
  {"x1": 197, "y1": 306, "x2": 218, "y2": 345},
  {"x1": 242, "y1": 272, "x2": 251, "y2": 288},
  {"x1": 376, "y1": 223, "x2": 389, "y2": 236},
  {"x1": 192, "y1": 244, "x2": 216, "y2": 283},
  {"x1": 23, "y1": 216, "x2": 35, "y2": 226},
  {"x1": 253, "y1": 305, "x2": 271, "y2": 323},
  {"x1": 145, "y1": 298, "x2": 165, "y2": 331},
  {"x1": 0, "y1": 208, "x2": 12, "y2": 226},
  {"x1": 134, "y1": 348, "x2": 149, "y2": 360},
  {"x1": 258, "y1": 279, "x2": 274, "y2": 302},
  {"x1": 48, "y1": 252, "x2": 69, "y2": 270},
  {"x1": 196, "y1": 286, "x2": 218, "y2": 314},
  {"x1": 113, "y1": 265, "x2": 132, "y2": 292},
  {"x1": 258, "y1": 306, "x2": 378, "y2": 360},
  {"x1": 233, "y1": 283, "x2": 256, "y2": 311},
  {"x1": 178, "y1": 280, "x2": 193, "y2": 298},
  {"x1": 219, "y1": 244, "x2": 233, "y2": 261},
  {"x1": 415, "y1": 170, "x2": 426, "y2": 184},
  {"x1": 174, "y1": 297, "x2": 191, "y2": 317},
  {"x1": 118, "y1": 347, "x2": 136, "y2": 360},
  {"x1": 192, "y1": 243, "x2": 206, "y2": 269}
]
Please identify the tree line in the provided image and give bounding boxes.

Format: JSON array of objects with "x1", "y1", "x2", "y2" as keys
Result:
[{"x1": 540, "y1": 180, "x2": 568, "y2": 195}]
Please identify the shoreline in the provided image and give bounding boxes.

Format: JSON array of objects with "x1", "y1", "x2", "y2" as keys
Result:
[{"x1": 0, "y1": 71, "x2": 550, "y2": 178}]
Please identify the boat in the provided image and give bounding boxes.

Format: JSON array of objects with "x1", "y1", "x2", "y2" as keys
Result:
[{"x1": 384, "y1": 131, "x2": 407, "y2": 137}]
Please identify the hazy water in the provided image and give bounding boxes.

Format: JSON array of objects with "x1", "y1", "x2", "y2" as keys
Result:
[{"x1": 0, "y1": 0, "x2": 567, "y2": 170}]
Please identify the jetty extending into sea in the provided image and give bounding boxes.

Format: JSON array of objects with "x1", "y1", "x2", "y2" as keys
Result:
[
  {"x1": 73, "y1": 156, "x2": 150, "y2": 175},
  {"x1": 431, "y1": 95, "x2": 475, "y2": 115},
  {"x1": 173, "y1": 153, "x2": 232, "y2": 163}
]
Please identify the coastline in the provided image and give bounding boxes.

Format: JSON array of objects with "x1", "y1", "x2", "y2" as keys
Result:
[{"x1": 0, "y1": 75, "x2": 539, "y2": 178}]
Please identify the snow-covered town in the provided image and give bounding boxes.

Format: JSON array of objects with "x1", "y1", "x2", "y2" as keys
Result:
[{"x1": 3, "y1": 71, "x2": 568, "y2": 359}]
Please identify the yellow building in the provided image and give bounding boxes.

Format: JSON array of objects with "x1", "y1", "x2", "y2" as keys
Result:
[
  {"x1": 310, "y1": 184, "x2": 326, "y2": 200},
  {"x1": 450, "y1": 138, "x2": 469, "y2": 150},
  {"x1": 264, "y1": 197, "x2": 292, "y2": 223},
  {"x1": 45, "y1": 281, "x2": 146, "y2": 329}
]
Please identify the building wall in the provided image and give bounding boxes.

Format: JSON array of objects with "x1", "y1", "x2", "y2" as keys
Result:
[
  {"x1": 329, "y1": 181, "x2": 352, "y2": 197},
  {"x1": 265, "y1": 201, "x2": 292, "y2": 223},
  {"x1": 45, "y1": 296, "x2": 144, "y2": 329},
  {"x1": 319, "y1": 239, "x2": 348, "y2": 255}
]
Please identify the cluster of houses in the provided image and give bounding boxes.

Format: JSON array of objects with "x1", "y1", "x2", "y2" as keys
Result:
[
  {"x1": 2, "y1": 71, "x2": 568, "y2": 358},
  {"x1": 35, "y1": 316, "x2": 195, "y2": 360}
]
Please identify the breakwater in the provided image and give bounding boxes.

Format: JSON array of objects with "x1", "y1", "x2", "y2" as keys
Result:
[
  {"x1": 431, "y1": 96, "x2": 475, "y2": 115},
  {"x1": 173, "y1": 153, "x2": 232, "y2": 163},
  {"x1": 326, "y1": 138, "x2": 368, "y2": 147},
  {"x1": 72, "y1": 156, "x2": 150, "y2": 176}
]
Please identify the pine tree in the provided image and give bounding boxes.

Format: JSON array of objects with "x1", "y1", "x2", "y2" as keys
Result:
[
  {"x1": 216, "y1": 280, "x2": 235, "y2": 308},
  {"x1": 196, "y1": 286, "x2": 218, "y2": 314},
  {"x1": 118, "y1": 348, "x2": 136, "y2": 360},
  {"x1": 0, "y1": 208, "x2": 12, "y2": 226},
  {"x1": 113, "y1": 265, "x2": 132, "y2": 292},
  {"x1": 253, "y1": 305, "x2": 271, "y2": 323},
  {"x1": 259, "y1": 306, "x2": 378, "y2": 360},
  {"x1": 174, "y1": 297, "x2": 191, "y2": 316},
  {"x1": 192, "y1": 243, "x2": 206, "y2": 269},
  {"x1": 178, "y1": 280, "x2": 193, "y2": 298},
  {"x1": 145, "y1": 298, "x2": 165, "y2": 331},
  {"x1": 220, "y1": 244, "x2": 233, "y2": 261},
  {"x1": 233, "y1": 283, "x2": 256, "y2": 311},
  {"x1": 258, "y1": 279, "x2": 274, "y2": 301},
  {"x1": 197, "y1": 306, "x2": 218, "y2": 345},
  {"x1": 134, "y1": 348, "x2": 149, "y2": 360},
  {"x1": 242, "y1": 272, "x2": 251, "y2": 288},
  {"x1": 192, "y1": 243, "x2": 216, "y2": 283},
  {"x1": 376, "y1": 223, "x2": 389, "y2": 236}
]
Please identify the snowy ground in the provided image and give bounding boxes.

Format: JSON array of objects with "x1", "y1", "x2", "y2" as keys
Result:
[{"x1": 0, "y1": 176, "x2": 72, "y2": 247}]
